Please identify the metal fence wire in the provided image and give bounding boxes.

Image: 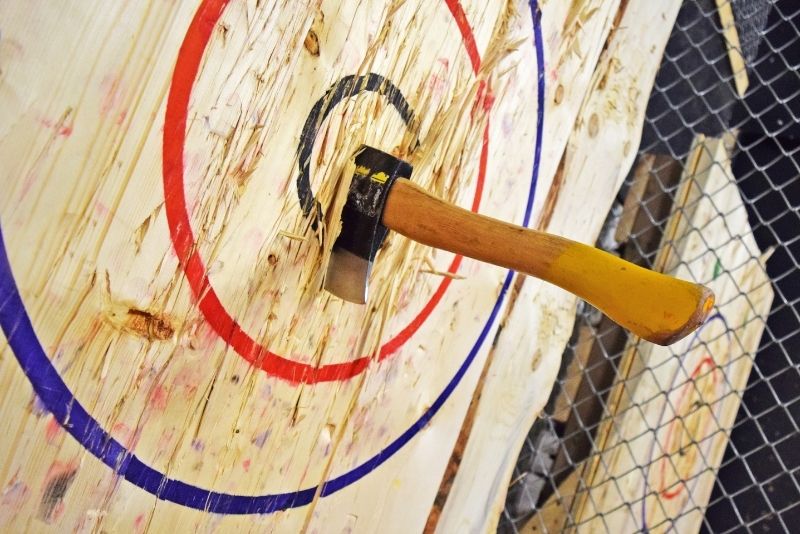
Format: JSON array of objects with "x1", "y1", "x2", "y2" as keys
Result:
[{"x1": 500, "y1": 1, "x2": 799, "y2": 532}]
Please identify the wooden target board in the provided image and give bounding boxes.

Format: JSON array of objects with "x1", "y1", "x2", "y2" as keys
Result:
[{"x1": 0, "y1": 1, "x2": 548, "y2": 531}]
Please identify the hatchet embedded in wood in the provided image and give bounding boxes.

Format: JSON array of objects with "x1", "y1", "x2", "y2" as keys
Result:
[{"x1": 324, "y1": 145, "x2": 714, "y2": 346}]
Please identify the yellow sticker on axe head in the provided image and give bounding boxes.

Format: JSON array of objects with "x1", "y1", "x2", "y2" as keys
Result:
[{"x1": 370, "y1": 171, "x2": 389, "y2": 184}]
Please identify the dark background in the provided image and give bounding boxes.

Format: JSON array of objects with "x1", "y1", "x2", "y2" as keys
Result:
[{"x1": 706, "y1": 2, "x2": 800, "y2": 530}]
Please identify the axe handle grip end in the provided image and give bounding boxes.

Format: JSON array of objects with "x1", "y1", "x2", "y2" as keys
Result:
[{"x1": 383, "y1": 179, "x2": 715, "y2": 346}]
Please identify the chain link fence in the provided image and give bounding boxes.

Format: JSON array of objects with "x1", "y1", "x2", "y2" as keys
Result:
[{"x1": 501, "y1": 1, "x2": 799, "y2": 532}]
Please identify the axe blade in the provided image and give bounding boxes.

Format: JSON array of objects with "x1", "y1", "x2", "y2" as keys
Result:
[
  {"x1": 324, "y1": 146, "x2": 413, "y2": 303},
  {"x1": 325, "y1": 248, "x2": 371, "y2": 304}
]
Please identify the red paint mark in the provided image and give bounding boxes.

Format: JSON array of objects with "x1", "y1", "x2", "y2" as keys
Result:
[
  {"x1": 656, "y1": 356, "x2": 720, "y2": 500},
  {"x1": 242, "y1": 459, "x2": 251, "y2": 472},
  {"x1": 443, "y1": 0, "x2": 481, "y2": 72},
  {"x1": 156, "y1": 428, "x2": 176, "y2": 454},
  {"x1": 659, "y1": 475, "x2": 683, "y2": 500},
  {"x1": 428, "y1": 58, "x2": 450, "y2": 95},
  {"x1": 50, "y1": 502, "x2": 65, "y2": 522},
  {"x1": 39, "y1": 117, "x2": 73, "y2": 137},
  {"x1": 100, "y1": 74, "x2": 125, "y2": 116},
  {"x1": 163, "y1": 0, "x2": 489, "y2": 384},
  {"x1": 472, "y1": 81, "x2": 495, "y2": 119},
  {"x1": 44, "y1": 415, "x2": 62, "y2": 444},
  {"x1": 133, "y1": 513, "x2": 146, "y2": 534},
  {"x1": 175, "y1": 365, "x2": 201, "y2": 398},
  {"x1": 17, "y1": 172, "x2": 38, "y2": 203},
  {"x1": 148, "y1": 384, "x2": 170, "y2": 411},
  {"x1": 94, "y1": 201, "x2": 110, "y2": 218}
]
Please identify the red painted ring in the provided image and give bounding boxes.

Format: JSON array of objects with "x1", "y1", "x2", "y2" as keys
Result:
[{"x1": 163, "y1": 0, "x2": 490, "y2": 384}]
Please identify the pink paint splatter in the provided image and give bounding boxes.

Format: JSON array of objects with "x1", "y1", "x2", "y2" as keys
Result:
[
  {"x1": 38, "y1": 117, "x2": 73, "y2": 137},
  {"x1": 242, "y1": 459, "x2": 251, "y2": 472},
  {"x1": 44, "y1": 415, "x2": 63, "y2": 444},
  {"x1": 244, "y1": 227, "x2": 265, "y2": 249},
  {"x1": 395, "y1": 286, "x2": 412, "y2": 312},
  {"x1": 100, "y1": 75, "x2": 122, "y2": 114},
  {"x1": 94, "y1": 201, "x2": 110, "y2": 218},
  {"x1": 174, "y1": 364, "x2": 202, "y2": 398},
  {"x1": 155, "y1": 428, "x2": 176, "y2": 456},
  {"x1": 183, "y1": 151, "x2": 207, "y2": 176},
  {"x1": 0, "y1": 478, "x2": 31, "y2": 525},
  {"x1": 148, "y1": 384, "x2": 170, "y2": 411},
  {"x1": 133, "y1": 513, "x2": 146, "y2": 534},
  {"x1": 43, "y1": 461, "x2": 78, "y2": 484},
  {"x1": 471, "y1": 81, "x2": 495, "y2": 119},
  {"x1": 17, "y1": 172, "x2": 38, "y2": 203},
  {"x1": 1, "y1": 480, "x2": 30, "y2": 506},
  {"x1": 427, "y1": 58, "x2": 450, "y2": 96}
]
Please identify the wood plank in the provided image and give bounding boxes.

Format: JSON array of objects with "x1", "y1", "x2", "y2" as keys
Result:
[
  {"x1": 570, "y1": 134, "x2": 773, "y2": 532},
  {"x1": 426, "y1": 0, "x2": 628, "y2": 525},
  {"x1": 522, "y1": 469, "x2": 581, "y2": 533},
  {"x1": 715, "y1": 0, "x2": 750, "y2": 96},
  {"x1": 615, "y1": 154, "x2": 685, "y2": 267},
  {"x1": 552, "y1": 326, "x2": 597, "y2": 425},
  {"x1": 434, "y1": 1, "x2": 686, "y2": 531}
]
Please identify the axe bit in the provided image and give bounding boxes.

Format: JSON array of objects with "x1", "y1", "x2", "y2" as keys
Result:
[{"x1": 324, "y1": 145, "x2": 714, "y2": 346}]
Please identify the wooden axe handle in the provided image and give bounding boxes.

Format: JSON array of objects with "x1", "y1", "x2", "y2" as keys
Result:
[{"x1": 383, "y1": 179, "x2": 714, "y2": 346}]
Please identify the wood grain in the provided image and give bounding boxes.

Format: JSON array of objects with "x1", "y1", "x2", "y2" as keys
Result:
[
  {"x1": 0, "y1": 0, "x2": 688, "y2": 532},
  {"x1": 435, "y1": 0, "x2": 686, "y2": 530},
  {"x1": 0, "y1": 1, "x2": 539, "y2": 532},
  {"x1": 715, "y1": 0, "x2": 750, "y2": 96}
]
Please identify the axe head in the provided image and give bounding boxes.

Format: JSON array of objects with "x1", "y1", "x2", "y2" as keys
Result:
[{"x1": 324, "y1": 145, "x2": 413, "y2": 303}]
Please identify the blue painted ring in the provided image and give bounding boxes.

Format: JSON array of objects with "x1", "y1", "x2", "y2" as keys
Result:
[{"x1": 0, "y1": 1, "x2": 545, "y2": 514}]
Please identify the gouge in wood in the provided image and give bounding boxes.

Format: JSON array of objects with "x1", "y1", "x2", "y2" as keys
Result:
[{"x1": 324, "y1": 145, "x2": 714, "y2": 346}]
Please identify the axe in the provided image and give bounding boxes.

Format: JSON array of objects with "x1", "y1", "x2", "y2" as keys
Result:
[{"x1": 324, "y1": 146, "x2": 714, "y2": 346}]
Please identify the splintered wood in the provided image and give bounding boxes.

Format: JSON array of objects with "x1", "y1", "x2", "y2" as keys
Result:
[
  {"x1": 431, "y1": 1, "x2": 685, "y2": 531},
  {"x1": 555, "y1": 135, "x2": 773, "y2": 533},
  {"x1": 0, "y1": 0, "x2": 679, "y2": 532}
]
